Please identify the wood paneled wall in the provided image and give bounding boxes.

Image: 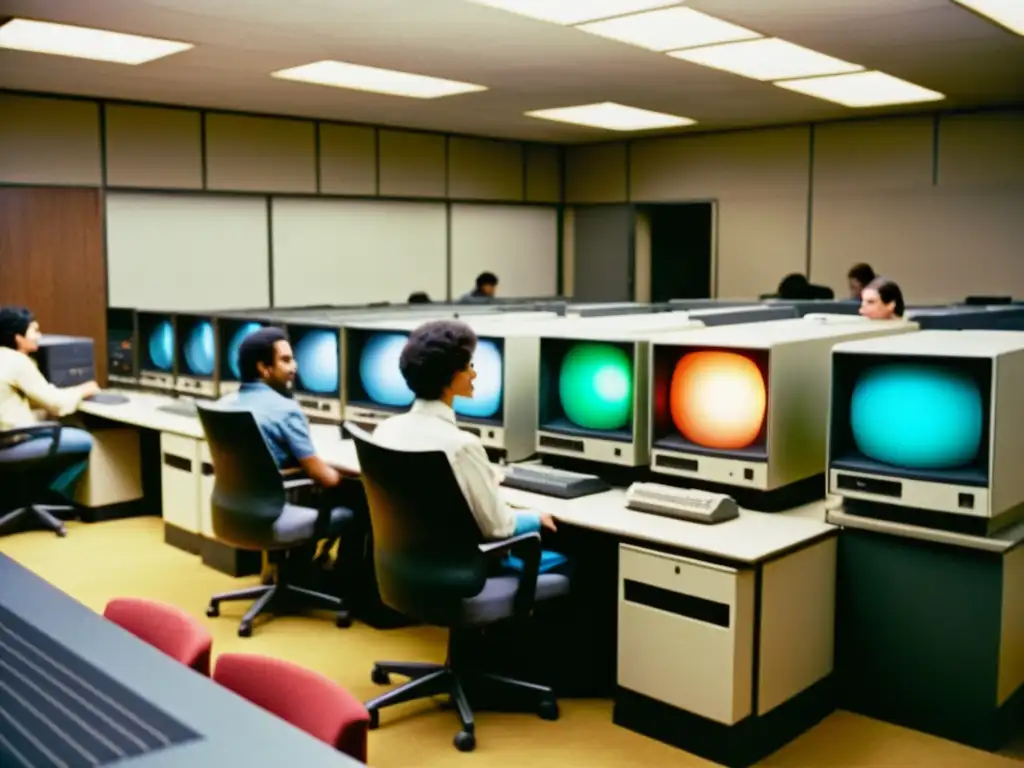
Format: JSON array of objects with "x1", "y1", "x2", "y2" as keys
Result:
[{"x1": 0, "y1": 187, "x2": 107, "y2": 382}]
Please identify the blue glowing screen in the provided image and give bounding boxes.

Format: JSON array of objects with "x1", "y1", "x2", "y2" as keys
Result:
[
  {"x1": 454, "y1": 339, "x2": 503, "y2": 419},
  {"x1": 294, "y1": 329, "x2": 339, "y2": 395},
  {"x1": 227, "y1": 322, "x2": 263, "y2": 380},
  {"x1": 850, "y1": 364, "x2": 983, "y2": 470},
  {"x1": 183, "y1": 321, "x2": 215, "y2": 376},
  {"x1": 359, "y1": 333, "x2": 414, "y2": 408},
  {"x1": 147, "y1": 320, "x2": 174, "y2": 372}
]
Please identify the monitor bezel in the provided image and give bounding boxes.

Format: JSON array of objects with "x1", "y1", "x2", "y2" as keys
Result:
[
  {"x1": 286, "y1": 322, "x2": 342, "y2": 399},
  {"x1": 175, "y1": 313, "x2": 217, "y2": 382},
  {"x1": 136, "y1": 311, "x2": 177, "y2": 376},
  {"x1": 828, "y1": 352, "x2": 993, "y2": 488}
]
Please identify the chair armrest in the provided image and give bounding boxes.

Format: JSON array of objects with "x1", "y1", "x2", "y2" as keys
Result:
[
  {"x1": 282, "y1": 477, "x2": 315, "y2": 491},
  {"x1": 0, "y1": 421, "x2": 62, "y2": 454},
  {"x1": 479, "y1": 532, "x2": 542, "y2": 619}
]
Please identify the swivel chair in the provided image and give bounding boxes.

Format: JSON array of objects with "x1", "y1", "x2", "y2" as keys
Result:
[
  {"x1": 347, "y1": 423, "x2": 569, "y2": 752},
  {"x1": 197, "y1": 405, "x2": 353, "y2": 637},
  {"x1": 0, "y1": 422, "x2": 77, "y2": 537}
]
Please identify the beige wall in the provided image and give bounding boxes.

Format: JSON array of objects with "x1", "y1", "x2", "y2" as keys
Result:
[
  {"x1": 565, "y1": 109, "x2": 1024, "y2": 303},
  {"x1": 0, "y1": 92, "x2": 564, "y2": 307}
]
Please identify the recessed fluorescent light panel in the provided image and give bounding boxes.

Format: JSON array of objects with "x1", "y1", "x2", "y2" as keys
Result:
[
  {"x1": 525, "y1": 102, "x2": 696, "y2": 131},
  {"x1": 0, "y1": 18, "x2": 193, "y2": 64},
  {"x1": 272, "y1": 61, "x2": 486, "y2": 99},
  {"x1": 577, "y1": 7, "x2": 760, "y2": 52},
  {"x1": 669, "y1": 38, "x2": 863, "y2": 81},
  {"x1": 775, "y1": 71, "x2": 945, "y2": 108},
  {"x1": 466, "y1": 0, "x2": 680, "y2": 26},
  {"x1": 953, "y1": 0, "x2": 1024, "y2": 36}
]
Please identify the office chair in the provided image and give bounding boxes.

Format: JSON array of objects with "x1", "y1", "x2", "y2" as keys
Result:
[
  {"x1": 0, "y1": 422, "x2": 77, "y2": 537},
  {"x1": 347, "y1": 423, "x2": 568, "y2": 752},
  {"x1": 214, "y1": 653, "x2": 370, "y2": 762},
  {"x1": 104, "y1": 597, "x2": 214, "y2": 676},
  {"x1": 197, "y1": 405, "x2": 353, "y2": 637}
]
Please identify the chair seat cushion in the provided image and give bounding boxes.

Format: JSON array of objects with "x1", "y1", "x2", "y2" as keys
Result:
[
  {"x1": 272, "y1": 505, "x2": 354, "y2": 545},
  {"x1": 461, "y1": 573, "x2": 570, "y2": 625}
]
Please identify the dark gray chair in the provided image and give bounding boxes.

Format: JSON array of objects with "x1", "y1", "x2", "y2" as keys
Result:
[
  {"x1": 0, "y1": 422, "x2": 76, "y2": 537},
  {"x1": 197, "y1": 405, "x2": 353, "y2": 637},
  {"x1": 347, "y1": 423, "x2": 568, "y2": 753}
]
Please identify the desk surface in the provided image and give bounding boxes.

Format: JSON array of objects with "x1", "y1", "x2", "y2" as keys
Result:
[
  {"x1": 0, "y1": 554, "x2": 361, "y2": 768},
  {"x1": 83, "y1": 392, "x2": 835, "y2": 565},
  {"x1": 827, "y1": 508, "x2": 1024, "y2": 554}
]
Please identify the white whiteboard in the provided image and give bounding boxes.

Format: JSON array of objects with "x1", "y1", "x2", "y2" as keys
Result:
[
  {"x1": 106, "y1": 192, "x2": 270, "y2": 310},
  {"x1": 450, "y1": 204, "x2": 558, "y2": 298},
  {"x1": 271, "y1": 197, "x2": 447, "y2": 305}
]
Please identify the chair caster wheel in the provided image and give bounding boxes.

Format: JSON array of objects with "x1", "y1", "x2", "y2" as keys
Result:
[
  {"x1": 454, "y1": 729, "x2": 476, "y2": 752},
  {"x1": 538, "y1": 697, "x2": 559, "y2": 721},
  {"x1": 336, "y1": 611, "x2": 352, "y2": 629},
  {"x1": 238, "y1": 622, "x2": 252, "y2": 638},
  {"x1": 367, "y1": 709, "x2": 379, "y2": 730},
  {"x1": 206, "y1": 604, "x2": 219, "y2": 618},
  {"x1": 371, "y1": 666, "x2": 390, "y2": 685},
  {"x1": 55, "y1": 527, "x2": 67, "y2": 538}
]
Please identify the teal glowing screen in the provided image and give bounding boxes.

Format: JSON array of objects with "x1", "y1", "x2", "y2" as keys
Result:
[
  {"x1": 850, "y1": 364, "x2": 983, "y2": 470},
  {"x1": 558, "y1": 342, "x2": 632, "y2": 431}
]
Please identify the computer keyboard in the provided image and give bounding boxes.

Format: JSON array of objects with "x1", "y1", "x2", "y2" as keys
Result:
[
  {"x1": 157, "y1": 400, "x2": 199, "y2": 418},
  {"x1": 625, "y1": 482, "x2": 740, "y2": 524},
  {"x1": 85, "y1": 392, "x2": 130, "y2": 405},
  {"x1": 501, "y1": 463, "x2": 611, "y2": 499}
]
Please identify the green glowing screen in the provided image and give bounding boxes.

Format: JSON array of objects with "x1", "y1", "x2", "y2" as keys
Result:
[{"x1": 558, "y1": 342, "x2": 633, "y2": 431}]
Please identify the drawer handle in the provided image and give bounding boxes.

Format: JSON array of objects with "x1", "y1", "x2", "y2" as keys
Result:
[
  {"x1": 162, "y1": 454, "x2": 192, "y2": 473},
  {"x1": 201, "y1": 462, "x2": 214, "y2": 477},
  {"x1": 623, "y1": 579, "x2": 730, "y2": 628}
]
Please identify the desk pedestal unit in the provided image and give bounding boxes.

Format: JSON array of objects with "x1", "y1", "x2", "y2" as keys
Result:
[
  {"x1": 833, "y1": 514, "x2": 1024, "y2": 751},
  {"x1": 160, "y1": 432, "x2": 206, "y2": 555},
  {"x1": 74, "y1": 427, "x2": 144, "y2": 517},
  {"x1": 613, "y1": 537, "x2": 837, "y2": 767}
]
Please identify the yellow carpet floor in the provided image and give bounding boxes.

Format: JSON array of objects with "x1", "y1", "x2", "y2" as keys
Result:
[{"x1": 2, "y1": 516, "x2": 1021, "y2": 767}]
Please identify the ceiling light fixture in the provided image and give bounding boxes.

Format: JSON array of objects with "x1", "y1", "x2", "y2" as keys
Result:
[
  {"x1": 577, "y1": 7, "x2": 760, "y2": 52},
  {"x1": 0, "y1": 18, "x2": 193, "y2": 64},
  {"x1": 669, "y1": 38, "x2": 863, "y2": 81},
  {"x1": 271, "y1": 61, "x2": 487, "y2": 99},
  {"x1": 774, "y1": 71, "x2": 945, "y2": 108},
  {"x1": 525, "y1": 102, "x2": 696, "y2": 131},
  {"x1": 465, "y1": 0, "x2": 680, "y2": 26},
  {"x1": 953, "y1": 0, "x2": 1024, "y2": 37}
]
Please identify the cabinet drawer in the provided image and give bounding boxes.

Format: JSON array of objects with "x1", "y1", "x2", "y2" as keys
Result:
[
  {"x1": 617, "y1": 544, "x2": 755, "y2": 725},
  {"x1": 159, "y1": 433, "x2": 201, "y2": 535}
]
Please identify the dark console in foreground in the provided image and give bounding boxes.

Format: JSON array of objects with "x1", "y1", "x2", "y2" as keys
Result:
[{"x1": 0, "y1": 554, "x2": 363, "y2": 768}]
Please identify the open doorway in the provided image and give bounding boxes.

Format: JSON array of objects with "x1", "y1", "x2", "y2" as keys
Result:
[{"x1": 635, "y1": 202, "x2": 715, "y2": 302}]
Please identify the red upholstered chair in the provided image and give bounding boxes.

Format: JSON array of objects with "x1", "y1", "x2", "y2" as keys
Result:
[
  {"x1": 103, "y1": 597, "x2": 213, "y2": 676},
  {"x1": 213, "y1": 653, "x2": 370, "y2": 762}
]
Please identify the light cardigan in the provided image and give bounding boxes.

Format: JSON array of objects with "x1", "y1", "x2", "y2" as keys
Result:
[{"x1": 0, "y1": 347, "x2": 82, "y2": 429}]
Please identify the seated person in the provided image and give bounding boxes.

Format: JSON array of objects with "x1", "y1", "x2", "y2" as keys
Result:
[
  {"x1": 407, "y1": 291, "x2": 432, "y2": 304},
  {"x1": 847, "y1": 263, "x2": 876, "y2": 300},
  {"x1": 859, "y1": 277, "x2": 905, "y2": 320},
  {"x1": 0, "y1": 307, "x2": 98, "y2": 498},
  {"x1": 776, "y1": 273, "x2": 835, "y2": 300},
  {"x1": 217, "y1": 327, "x2": 357, "y2": 564},
  {"x1": 372, "y1": 319, "x2": 566, "y2": 574}
]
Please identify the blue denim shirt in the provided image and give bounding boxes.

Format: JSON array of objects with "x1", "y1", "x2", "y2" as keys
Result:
[{"x1": 219, "y1": 382, "x2": 315, "y2": 469}]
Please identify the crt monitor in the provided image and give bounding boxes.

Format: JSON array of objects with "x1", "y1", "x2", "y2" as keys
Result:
[
  {"x1": 216, "y1": 316, "x2": 269, "y2": 395},
  {"x1": 136, "y1": 311, "x2": 176, "y2": 391},
  {"x1": 175, "y1": 313, "x2": 217, "y2": 398},
  {"x1": 649, "y1": 317, "x2": 919, "y2": 508},
  {"x1": 286, "y1": 322, "x2": 342, "y2": 422},
  {"x1": 828, "y1": 330, "x2": 1024, "y2": 535},
  {"x1": 106, "y1": 307, "x2": 137, "y2": 386},
  {"x1": 906, "y1": 305, "x2": 1024, "y2": 331}
]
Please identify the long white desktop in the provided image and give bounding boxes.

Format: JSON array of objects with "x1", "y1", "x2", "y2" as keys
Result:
[{"x1": 79, "y1": 390, "x2": 837, "y2": 766}]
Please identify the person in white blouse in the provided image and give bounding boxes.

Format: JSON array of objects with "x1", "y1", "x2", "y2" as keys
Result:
[
  {"x1": 0, "y1": 307, "x2": 98, "y2": 498},
  {"x1": 373, "y1": 319, "x2": 557, "y2": 543}
]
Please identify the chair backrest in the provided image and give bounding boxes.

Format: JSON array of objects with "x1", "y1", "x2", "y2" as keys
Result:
[
  {"x1": 196, "y1": 404, "x2": 286, "y2": 548},
  {"x1": 103, "y1": 597, "x2": 213, "y2": 676},
  {"x1": 213, "y1": 653, "x2": 369, "y2": 762},
  {"x1": 346, "y1": 423, "x2": 488, "y2": 625}
]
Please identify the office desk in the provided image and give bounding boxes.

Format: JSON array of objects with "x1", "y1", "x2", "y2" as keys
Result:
[
  {"x1": 81, "y1": 392, "x2": 838, "y2": 767},
  {"x1": 0, "y1": 553, "x2": 362, "y2": 768},
  {"x1": 828, "y1": 508, "x2": 1024, "y2": 752}
]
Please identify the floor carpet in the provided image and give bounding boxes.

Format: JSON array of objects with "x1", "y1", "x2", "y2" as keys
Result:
[{"x1": 2, "y1": 516, "x2": 1021, "y2": 767}]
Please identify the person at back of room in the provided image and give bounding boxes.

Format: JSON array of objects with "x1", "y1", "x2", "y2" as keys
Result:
[
  {"x1": 859, "y1": 277, "x2": 905, "y2": 320},
  {"x1": 372, "y1": 319, "x2": 567, "y2": 574},
  {"x1": 217, "y1": 327, "x2": 361, "y2": 569},
  {"x1": 459, "y1": 271, "x2": 499, "y2": 303},
  {"x1": 0, "y1": 306, "x2": 98, "y2": 499},
  {"x1": 407, "y1": 291, "x2": 432, "y2": 304},
  {"x1": 847, "y1": 263, "x2": 876, "y2": 300}
]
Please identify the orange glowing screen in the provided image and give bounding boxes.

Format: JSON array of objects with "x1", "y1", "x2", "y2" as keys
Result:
[{"x1": 669, "y1": 351, "x2": 767, "y2": 450}]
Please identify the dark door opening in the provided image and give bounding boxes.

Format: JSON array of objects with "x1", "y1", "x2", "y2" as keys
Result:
[{"x1": 641, "y1": 202, "x2": 714, "y2": 302}]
